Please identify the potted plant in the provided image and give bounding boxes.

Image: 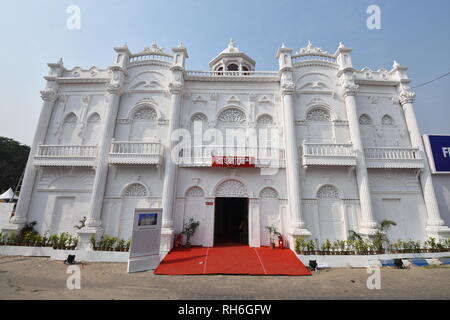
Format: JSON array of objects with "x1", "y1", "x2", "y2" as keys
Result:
[
  {"x1": 125, "y1": 240, "x2": 131, "y2": 252},
  {"x1": 295, "y1": 235, "x2": 307, "y2": 254},
  {"x1": 182, "y1": 218, "x2": 200, "y2": 248},
  {"x1": 305, "y1": 240, "x2": 315, "y2": 255},
  {"x1": 49, "y1": 234, "x2": 59, "y2": 249},
  {"x1": 90, "y1": 234, "x2": 97, "y2": 250},
  {"x1": 116, "y1": 239, "x2": 125, "y2": 251}
]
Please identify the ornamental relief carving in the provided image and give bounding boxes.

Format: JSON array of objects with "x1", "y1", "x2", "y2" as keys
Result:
[
  {"x1": 218, "y1": 108, "x2": 246, "y2": 123},
  {"x1": 259, "y1": 187, "x2": 279, "y2": 198},
  {"x1": 133, "y1": 106, "x2": 157, "y2": 120},
  {"x1": 359, "y1": 114, "x2": 373, "y2": 125},
  {"x1": 317, "y1": 185, "x2": 340, "y2": 199},
  {"x1": 123, "y1": 183, "x2": 148, "y2": 197},
  {"x1": 306, "y1": 108, "x2": 330, "y2": 121},
  {"x1": 185, "y1": 186, "x2": 205, "y2": 198},
  {"x1": 215, "y1": 180, "x2": 249, "y2": 198}
]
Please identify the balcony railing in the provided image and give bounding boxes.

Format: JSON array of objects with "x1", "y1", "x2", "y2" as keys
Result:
[
  {"x1": 178, "y1": 145, "x2": 286, "y2": 168},
  {"x1": 364, "y1": 147, "x2": 424, "y2": 169},
  {"x1": 109, "y1": 141, "x2": 163, "y2": 165},
  {"x1": 185, "y1": 70, "x2": 279, "y2": 78},
  {"x1": 34, "y1": 145, "x2": 98, "y2": 167},
  {"x1": 302, "y1": 143, "x2": 356, "y2": 166}
]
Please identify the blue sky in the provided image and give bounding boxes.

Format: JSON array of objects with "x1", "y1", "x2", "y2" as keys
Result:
[{"x1": 0, "y1": 0, "x2": 449, "y2": 145}]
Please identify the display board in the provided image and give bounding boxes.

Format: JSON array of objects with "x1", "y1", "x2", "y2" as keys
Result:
[
  {"x1": 423, "y1": 134, "x2": 450, "y2": 174},
  {"x1": 127, "y1": 208, "x2": 162, "y2": 273}
]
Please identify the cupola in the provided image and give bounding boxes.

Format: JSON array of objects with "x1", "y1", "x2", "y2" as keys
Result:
[{"x1": 209, "y1": 39, "x2": 256, "y2": 73}]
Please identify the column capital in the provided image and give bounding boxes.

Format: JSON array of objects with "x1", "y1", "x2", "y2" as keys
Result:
[
  {"x1": 399, "y1": 89, "x2": 416, "y2": 105},
  {"x1": 169, "y1": 82, "x2": 183, "y2": 94},
  {"x1": 40, "y1": 90, "x2": 58, "y2": 102},
  {"x1": 342, "y1": 84, "x2": 359, "y2": 98},
  {"x1": 106, "y1": 83, "x2": 124, "y2": 96},
  {"x1": 281, "y1": 82, "x2": 295, "y2": 96}
]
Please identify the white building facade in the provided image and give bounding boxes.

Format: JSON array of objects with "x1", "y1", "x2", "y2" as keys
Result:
[{"x1": 3, "y1": 40, "x2": 450, "y2": 254}]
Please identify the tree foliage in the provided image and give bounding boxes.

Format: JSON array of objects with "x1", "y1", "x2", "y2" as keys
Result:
[{"x1": 0, "y1": 137, "x2": 30, "y2": 193}]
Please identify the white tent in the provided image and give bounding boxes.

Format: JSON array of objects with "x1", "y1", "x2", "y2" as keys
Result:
[{"x1": 0, "y1": 188, "x2": 18, "y2": 201}]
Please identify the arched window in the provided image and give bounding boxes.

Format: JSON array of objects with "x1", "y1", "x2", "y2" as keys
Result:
[
  {"x1": 242, "y1": 66, "x2": 249, "y2": 75},
  {"x1": 84, "y1": 113, "x2": 101, "y2": 145},
  {"x1": 60, "y1": 113, "x2": 77, "y2": 144},
  {"x1": 216, "y1": 66, "x2": 223, "y2": 75},
  {"x1": 381, "y1": 114, "x2": 395, "y2": 126},
  {"x1": 359, "y1": 114, "x2": 373, "y2": 125},
  {"x1": 130, "y1": 105, "x2": 158, "y2": 141},
  {"x1": 191, "y1": 113, "x2": 208, "y2": 124},
  {"x1": 256, "y1": 114, "x2": 274, "y2": 126},
  {"x1": 227, "y1": 63, "x2": 239, "y2": 71}
]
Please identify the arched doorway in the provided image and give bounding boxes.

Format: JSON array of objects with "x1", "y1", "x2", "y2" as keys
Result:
[
  {"x1": 213, "y1": 179, "x2": 250, "y2": 245},
  {"x1": 118, "y1": 182, "x2": 149, "y2": 240},
  {"x1": 317, "y1": 185, "x2": 345, "y2": 242}
]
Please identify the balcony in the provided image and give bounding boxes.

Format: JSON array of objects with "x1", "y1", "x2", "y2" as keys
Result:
[
  {"x1": 302, "y1": 143, "x2": 356, "y2": 166},
  {"x1": 34, "y1": 145, "x2": 98, "y2": 167},
  {"x1": 178, "y1": 146, "x2": 286, "y2": 168},
  {"x1": 364, "y1": 147, "x2": 424, "y2": 169},
  {"x1": 109, "y1": 141, "x2": 163, "y2": 165}
]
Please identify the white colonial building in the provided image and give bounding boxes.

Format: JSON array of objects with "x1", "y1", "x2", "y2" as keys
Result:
[{"x1": 3, "y1": 40, "x2": 449, "y2": 254}]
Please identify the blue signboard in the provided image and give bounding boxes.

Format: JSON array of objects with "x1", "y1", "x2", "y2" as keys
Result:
[{"x1": 423, "y1": 135, "x2": 450, "y2": 174}]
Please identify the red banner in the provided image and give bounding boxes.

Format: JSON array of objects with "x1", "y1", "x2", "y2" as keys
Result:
[{"x1": 211, "y1": 156, "x2": 256, "y2": 167}]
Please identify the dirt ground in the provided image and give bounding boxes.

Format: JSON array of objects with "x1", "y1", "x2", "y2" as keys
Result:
[{"x1": 0, "y1": 255, "x2": 449, "y2": 300}]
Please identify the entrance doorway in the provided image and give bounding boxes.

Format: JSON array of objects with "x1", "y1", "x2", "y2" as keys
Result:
[{"x1": 214, "y1": 197, "x2": 248, "y2": 245}]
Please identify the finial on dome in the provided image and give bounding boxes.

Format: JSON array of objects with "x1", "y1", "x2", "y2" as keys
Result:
[
  {"x1": 229, "y1": 38, "x2": 235, "y2": 48},
  {"x1": 281, "y1": 42, "x2": 286, "y2": 48},
  {"x1": 58, "y1": 57, "x2": 63, "y2": 65},
  {"x1": 178, "y1": 41, "x2": 184, "y2": 48},
  {"x1": 338, "y1": 41, "x2": 345, "y2": 49},
  {"x1": 393, "y1": 60, "x2": 400, "y2": 69}
]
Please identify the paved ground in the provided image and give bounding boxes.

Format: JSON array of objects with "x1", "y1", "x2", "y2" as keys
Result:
[{"x1": 0, "y1": 255, "x2": 449, "y2": 300}]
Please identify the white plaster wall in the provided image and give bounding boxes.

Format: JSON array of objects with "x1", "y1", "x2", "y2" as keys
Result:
[{"x1": 432, "y1": 174, "x2": 450, "y2": 227}]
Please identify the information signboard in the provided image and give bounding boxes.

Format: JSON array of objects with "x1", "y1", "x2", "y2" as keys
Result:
[
  {"x1": 127, "y1": 208, "x2": 162, "y2": 273},
  {"x1": 423, "y1": 134, "x2": 450, "y2": 174}
]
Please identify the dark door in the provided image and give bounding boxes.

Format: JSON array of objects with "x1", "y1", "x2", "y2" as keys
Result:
[{"x1": 214, "y1": 197, "x2": 248, "y2": 245}]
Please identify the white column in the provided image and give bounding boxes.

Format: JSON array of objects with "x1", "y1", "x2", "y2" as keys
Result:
[
  {"x1": 248, "y1": 198, "x2": 261, "y2": 247},
  {"x1": 4, "y1": 89, "x2": 59, "y2": 232},
  {"x1": 79, "y1": 72, "x2": 125, "y2": 247},
  {"x1": 343, "y1": 87, "x2": 377, "y2": 235},
  {"x1": 399, "y1": 90, "x2": 450, "y2": 237},
  {"x1": 282, "y1": 86, "x2": 311, "y2": 236},
  {"x1": 161, "y1": 82, "x2": 183, "y2": 242}
]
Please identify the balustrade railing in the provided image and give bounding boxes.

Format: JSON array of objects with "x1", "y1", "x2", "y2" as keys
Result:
[
  {"x1": 110, "y1": 141, "x2": 162, "y2": 155},
  {"x1": 302, "y1": 143, "x2": 355, "y2": 157},
  {"x1": 129, "y1": 54, "x2": 173, "y2": 63},
  {"x1": 185, "y1": 70, "x2": 279, "y2": 77},
  {"x1": 36, "y1": 145, "x2": 98, "y2": 158},
  {"x1": 364, "y1": 147, "x2": 421, "y2": 160}
]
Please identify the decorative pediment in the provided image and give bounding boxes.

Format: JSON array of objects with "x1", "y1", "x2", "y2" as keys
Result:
[
  {"x1": 258, "y1": 95, "x2": 273, "y2": 104},
  {"x1": 193, "y1": 95, "x2": 208, "y2": 103},
  {"x1": 226, "y1": 95, "x2": 241, "y2": 104},
  {"x1": 123, "y1": 183, "x2": 149, "y2": 197}
]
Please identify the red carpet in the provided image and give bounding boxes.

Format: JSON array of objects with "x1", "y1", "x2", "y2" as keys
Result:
[{"x1": 154, "y1": 244, "x2": 311, "y2": 276}]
